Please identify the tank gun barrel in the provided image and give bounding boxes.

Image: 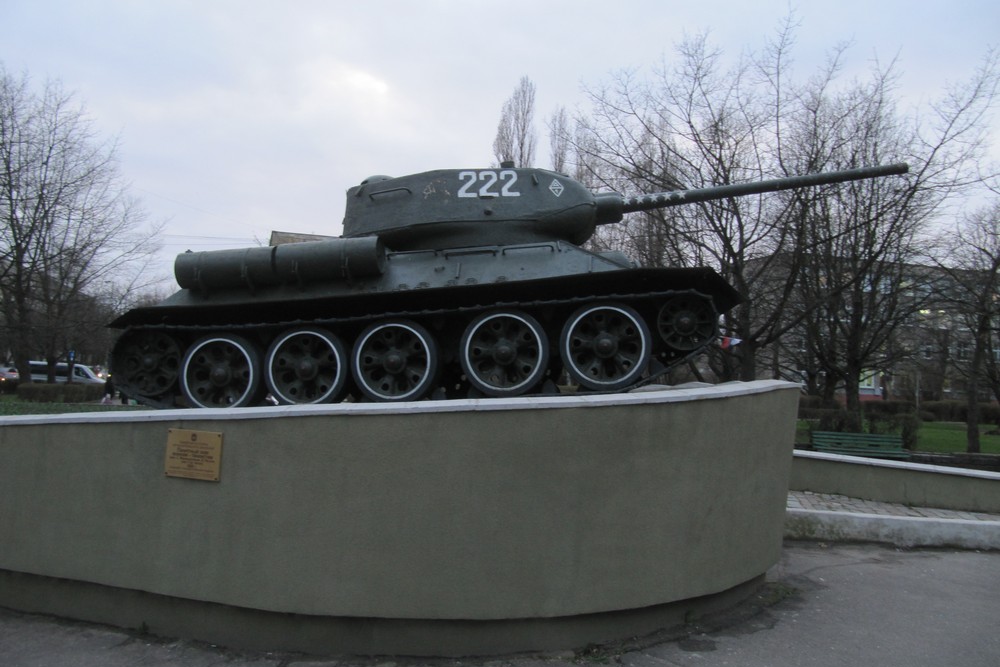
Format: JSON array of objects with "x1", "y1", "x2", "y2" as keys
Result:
[{"x1": 596, "y1": 162, "x2": 909, "y2": 223}]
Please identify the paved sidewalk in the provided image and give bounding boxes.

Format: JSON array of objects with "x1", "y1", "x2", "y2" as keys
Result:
[
  {"x1": 787, "y1": 489, "x2": 1000, "y2": 521},
  {"x1": 785, "y1": 490, "x2": 1000, "y2": 549}
]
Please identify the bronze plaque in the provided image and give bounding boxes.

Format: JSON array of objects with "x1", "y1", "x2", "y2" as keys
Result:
[{"x1": 165, "y1": 429, "x2": 223, "y2": 481}]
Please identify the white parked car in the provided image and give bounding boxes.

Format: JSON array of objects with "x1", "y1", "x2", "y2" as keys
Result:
[{"x1": 28, "y1": 361, "x2": 105, "y2": 385}]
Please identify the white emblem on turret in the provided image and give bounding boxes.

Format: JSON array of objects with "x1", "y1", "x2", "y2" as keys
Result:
[{"x1": 549, "y1": 179, "x2": 564, "y2": 197}]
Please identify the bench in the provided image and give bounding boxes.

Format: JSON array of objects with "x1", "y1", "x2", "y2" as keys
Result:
[{"x1": 810, "y1": 431, "x2": 909, "y2": 460}]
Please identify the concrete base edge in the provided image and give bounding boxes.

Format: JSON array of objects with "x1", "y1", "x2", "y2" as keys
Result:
[
  {"x1": 784, "y1": 509, "x2": 1000, "y2": 550},
  {"x1": 0, "y1": 569, "x2": 765, "y2": 658}
]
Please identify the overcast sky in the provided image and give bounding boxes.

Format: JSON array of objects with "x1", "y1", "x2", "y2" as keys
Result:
[{"x1": 2, "y1": 0, "x2": 998, "y2": 283}]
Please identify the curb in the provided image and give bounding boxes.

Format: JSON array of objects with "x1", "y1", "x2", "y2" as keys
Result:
[{"x1": 785, "y1": 508, "x2": 1000, "y2": 550}]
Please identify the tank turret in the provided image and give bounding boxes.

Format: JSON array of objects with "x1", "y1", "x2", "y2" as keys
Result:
[
  {"x1": 110, "y1": 162, "x2": 908, "y2": 408},
  {"x1": 340, "y1": 162, "x2": 908, "y2": 249}
]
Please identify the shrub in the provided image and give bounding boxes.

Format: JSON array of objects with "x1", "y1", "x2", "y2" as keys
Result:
[
  {"x1": 864, "y1": 412, "x2": 920, "y2": 449},
  {"x1": 798, "y1": 395, "x2": 822, "y2": 410},
  {"x1": 798, "y1": 395, "x2": 845, "y2": 420},
  {"x1": 798, "y1": 407, "x2": 832, "y2": 420},
  {"x1": 798, "y1": 395, "x2": 839, "y2": 411},
  {"x1": 981, "y1": 403, "x2": 1000, "y2": 424},
  {"x1": 17, "y1": 382, "x2": 104, "y2": 403},
  {"x1": 921, "y1": 400, "x2": 965, "y2": 422},
  {"x1": 814, "y1": 408, "x2": 861, "y2": 433},
  {"x1": 920, "y1": 400, "x2": 1000, "y2": 424},
  {"x1": 861, "y1": 400, "x2": 915, "y2": 416}
]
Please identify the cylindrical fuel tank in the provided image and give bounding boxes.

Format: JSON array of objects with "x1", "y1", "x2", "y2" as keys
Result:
[{"x1": 174, "y1": 236, "x2": 386, "y2": 291}]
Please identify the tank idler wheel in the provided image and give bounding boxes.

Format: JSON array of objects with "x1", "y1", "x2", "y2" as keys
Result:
[
  {"x1": 111, "y1": 330, "x2": 182, "y2": 399},
  {"x1": 181, "y1": 334, "x2": 264, "y2": 408},
  {"x1": 657, "y1": 294, "x2": 718, "y2": 352},
  {"x1": 351, "y1": 320, "x2": 439, "y2": 402},
  {"x1": 460, "y1": 310, "x2": 550, "y2": 397},
  {"x1": 560, "y1": 303, "x2": 652, "y2": 391},
  {"x1": 265, "y1": 328, "x2": 347, "y2": 404}
]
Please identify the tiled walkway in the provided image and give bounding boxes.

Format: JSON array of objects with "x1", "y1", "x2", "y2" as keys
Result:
[{"x1": 787, "y1": 490, "x2": 1000, "y2": 522}]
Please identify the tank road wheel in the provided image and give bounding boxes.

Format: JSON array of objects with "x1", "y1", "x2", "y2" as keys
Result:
[
  {"x1": 460, "y1": 310, "x2": 550, "y2": 397},
  {"x1": 181, "y1": 334, "x2": 263, "y2": 408},
  {"x1": 560, "y1": 303, "x2": 651, "y2": 391},
  {"x1": 265, "y1": 328, "x2": 347, "y2": 404},
  {"x1": 352, "y1": 320, "x2": 439, "y2": 402},
  {"x1": 657, "y1": 294, "x2": 718, "y2": 352},
  {"x1": 111, "y1": 330, "x2": 182, "y2": 401}
]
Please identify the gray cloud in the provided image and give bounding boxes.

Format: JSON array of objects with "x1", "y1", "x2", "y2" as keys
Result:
[{"x1": 3, "y1": 0, "x2": 997, "y2": 281}]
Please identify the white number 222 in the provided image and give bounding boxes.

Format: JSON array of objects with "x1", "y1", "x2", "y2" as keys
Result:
[{"x1": 457, "y1": 170, "x2": 521, "y2": 198}]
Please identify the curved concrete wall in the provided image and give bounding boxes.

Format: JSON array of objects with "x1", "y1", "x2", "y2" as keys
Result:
[
  {"x1": 0, "y1": 381, "x2": 799, "y2": 654},
  {"x1": 791, "y1": 450, "x2": 1000, "y2": 514}
]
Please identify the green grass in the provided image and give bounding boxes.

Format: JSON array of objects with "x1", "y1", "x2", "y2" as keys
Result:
[
  {"x1": 914, "y1": 421, "x2": 1000, "y2": 455},
  {"x1": 0, "y1": 394, "x2": 148, "y2": 416},
  {"x1": 797, "y1": 418, "x2": 1000, "y2": 454}
]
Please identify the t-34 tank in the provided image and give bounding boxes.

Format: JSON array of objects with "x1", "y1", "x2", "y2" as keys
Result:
[{"x1": 110, "y1": 161, "x2": 908, "y2": 408}]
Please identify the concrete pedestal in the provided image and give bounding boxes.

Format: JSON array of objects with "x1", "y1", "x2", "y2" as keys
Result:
[{"x1": 0, "y1": 380, "x2": 799, "y2": 656}]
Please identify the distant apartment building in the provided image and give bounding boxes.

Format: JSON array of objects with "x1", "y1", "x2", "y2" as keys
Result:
[{"x1": 761, "y1": 257, "x2": 991, "y2": 404}]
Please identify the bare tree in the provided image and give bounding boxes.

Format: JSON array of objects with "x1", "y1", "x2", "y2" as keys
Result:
[
  {"x1": 492, "y1": 76, "x2": 537, "y2": 167},
  {"x1": 567, "y1": 17, "x2": 999, "y2": 421},
  {"x1": 0, "y1": 65, "x2": 161, "y2": 380},
  {"x1": 790, "y1": 47, "x2": 999, "y2": 416},
  {"x1": 571, "y1": 23, "x2": 817, "y2": 381},
  {"x1": 547, "y1": 105, "x2": 571, "y2": 172},
  {"x1": 939, "y1": 196, "x2": 1000, "y2": 452}
]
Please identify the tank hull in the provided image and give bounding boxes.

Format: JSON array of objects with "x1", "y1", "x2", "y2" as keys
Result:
[{"x1": 110, "y1": 242, "x2": 739, "y2": 407}]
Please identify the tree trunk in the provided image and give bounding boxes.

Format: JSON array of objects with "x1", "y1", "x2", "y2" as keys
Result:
[
  {"x1": 738, "y1": 340, "x2": 757, "y2": 381},
  {"x1": 966, "y1": 316, "x2": 989, "y2": 454},
  {"x1": 966, "y1": 399, "x2": 981, "y2": 454},
  {"x1": 844, "y1": 363, "x2": 863, "y2": 432}
]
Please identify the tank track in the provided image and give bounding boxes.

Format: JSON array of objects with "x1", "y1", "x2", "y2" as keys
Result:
[{"x1": 112, "y1": 287, "x2": 722, "y2": 409}]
